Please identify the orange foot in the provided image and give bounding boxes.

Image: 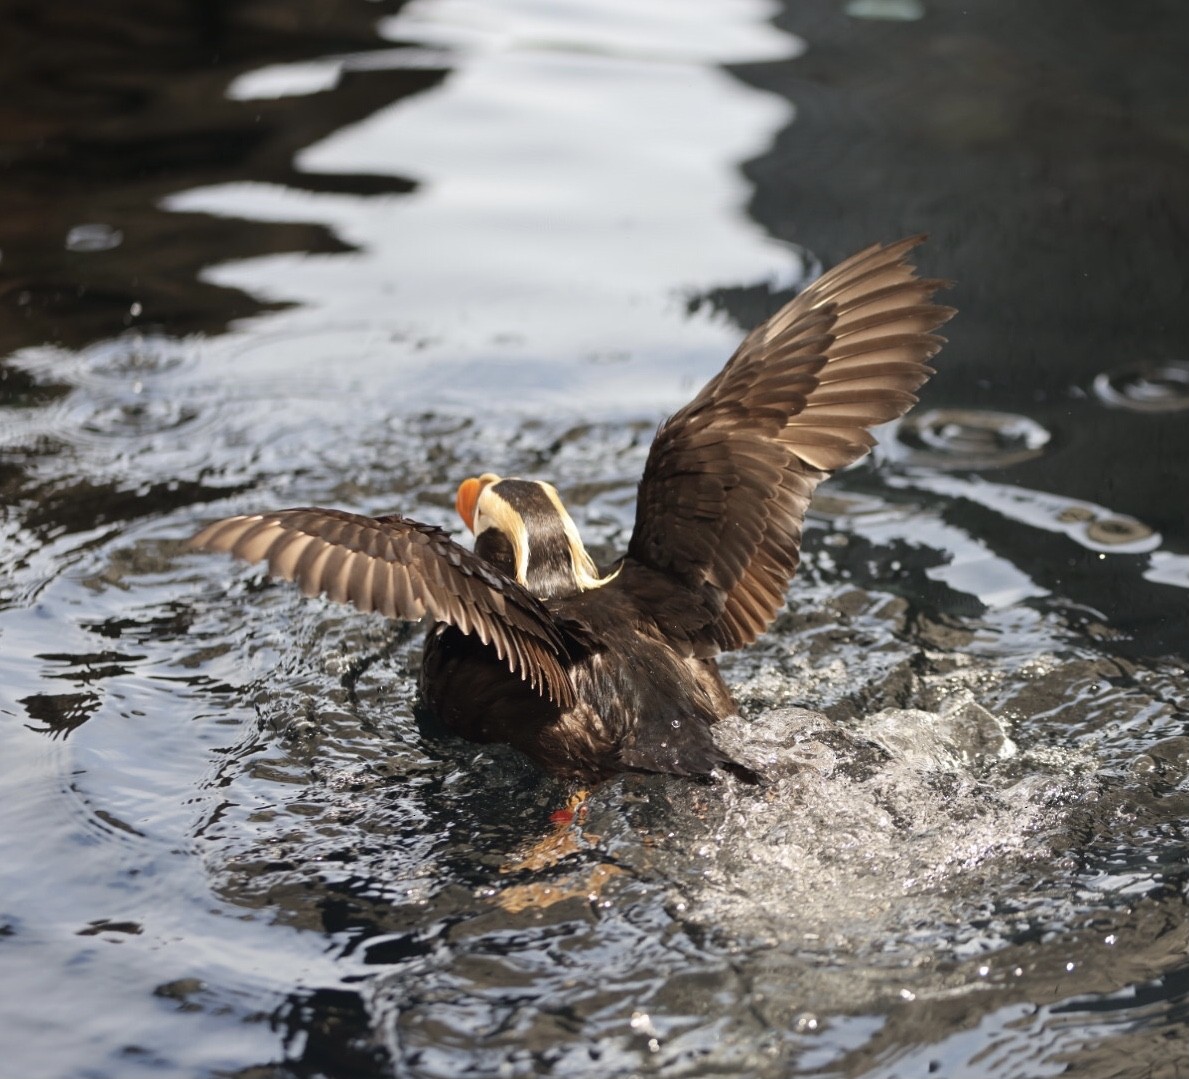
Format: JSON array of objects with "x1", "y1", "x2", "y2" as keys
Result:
[
  {"x1": 496, "y1": 789, "x2": 622, "y2": 912},
  {"x1": 503, "y1": 789, "x2": 591, "y2": 873}
]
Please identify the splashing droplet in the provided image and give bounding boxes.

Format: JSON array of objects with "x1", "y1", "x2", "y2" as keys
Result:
[
  {"x1": 896, "y1": 409, "x2": 1051, "y2": 469},
  {"x1": 1094, "y1": 361, "x2": 1189, "y2": 412}
]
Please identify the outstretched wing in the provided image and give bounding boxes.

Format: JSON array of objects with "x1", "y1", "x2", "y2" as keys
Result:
[
  {"x1": 190, "y1": 508, "x2": 575, "y2": 706},
  {"x1": 625, "y1": 235, "x2": 955, "y2": 655}
]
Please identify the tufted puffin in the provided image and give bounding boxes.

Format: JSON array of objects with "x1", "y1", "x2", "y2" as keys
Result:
[{"x1": 191, "y1": 236, "x2": 953, "y2": 782}]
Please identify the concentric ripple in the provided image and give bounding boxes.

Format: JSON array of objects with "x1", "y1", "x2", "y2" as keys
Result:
[
  {"x1": 895, "y1": 408, "x2": 1051, "y2": 469},
  {"x1": 1093, "y1": 360, "x2": 1189, "y2": 412}
]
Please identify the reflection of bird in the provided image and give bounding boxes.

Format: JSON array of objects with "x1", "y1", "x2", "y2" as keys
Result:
[{"x1": 191, "y1": 237, "x2": 953, "y2": 782}]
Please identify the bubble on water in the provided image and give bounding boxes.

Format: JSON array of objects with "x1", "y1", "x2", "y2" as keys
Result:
[
  {"x1": 1094, "y1": 361, "x2": 1189, "y2": 413},
  {"x1": 1128, "y1": 736, "x2": 1189, "y2": 791},
  {"x1": 895, "y1": 409, "x2": 1051, "y2": 469},
  {"x1": 65, "y1": 223, "x2": 124, "y2": 253}
]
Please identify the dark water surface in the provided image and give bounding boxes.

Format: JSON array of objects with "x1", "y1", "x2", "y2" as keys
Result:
[{"x1": 3, "y1": 1, "x2": 1189, "y2": 1076}]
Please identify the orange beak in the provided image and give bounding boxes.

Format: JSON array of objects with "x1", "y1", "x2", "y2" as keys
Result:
[{"x1": 455, "y1": 475, "x2": 495, "y2": 532}]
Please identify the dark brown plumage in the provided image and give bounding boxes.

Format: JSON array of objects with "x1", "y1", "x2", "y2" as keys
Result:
[{"x1": 190, "y1": 236, "x2": 954, "y2": 781}]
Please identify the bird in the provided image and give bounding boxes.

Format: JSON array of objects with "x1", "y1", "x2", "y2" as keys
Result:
[{"x1": 190, "y1": 236, "x2": 954, "y2": 783}]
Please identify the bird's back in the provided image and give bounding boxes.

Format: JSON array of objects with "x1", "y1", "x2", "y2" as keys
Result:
[{"x1": 423, "y1": 582, "x2": 747, "y2": 780}]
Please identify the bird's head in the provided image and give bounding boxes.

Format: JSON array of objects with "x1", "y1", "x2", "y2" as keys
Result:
[{"x1": 455, "y1": 473, "x2": 608, "y2": 599}]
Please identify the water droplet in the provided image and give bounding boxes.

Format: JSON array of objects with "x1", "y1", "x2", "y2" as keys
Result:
[
  {"x1": 65, "y1": 223, "x2": 124, "y2": 253},
  {"x1": 896, "y1": 409, "x2": 1051, "y2": 469},
  {"x1": 630, "y1": 1011, "x2": 657, "y2": 1036},
  {"x1": 1094, "y1": 361, "x2": 1189, "y2": 412}
]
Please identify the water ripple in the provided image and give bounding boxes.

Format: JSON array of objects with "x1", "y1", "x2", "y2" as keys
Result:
[
  {"x1": 885, "y1": 472, "x2": 1161, "y2": 556},
  {"x1": 895, "y1": 408, "x2": 1052, "y2": 469},
  {"x1": 1093, "y1": 360, "x2": 1189, "y2": 413}
]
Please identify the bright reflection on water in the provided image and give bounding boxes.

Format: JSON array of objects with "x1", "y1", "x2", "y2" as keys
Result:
[
  {"x1": 167, "y1": 0, "x2": 803, "y2": 412},
  {"x1": 2, "y1": 0, "x2": 1189, "y2": 1077}
]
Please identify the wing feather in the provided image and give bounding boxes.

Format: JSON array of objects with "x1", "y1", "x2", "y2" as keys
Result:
[
  {"x1": 624, "y1": 236, "x2": 954, "y2": 654},
  {"x1": 191, "y1": 508, "x2": 575, "y2": 706}
]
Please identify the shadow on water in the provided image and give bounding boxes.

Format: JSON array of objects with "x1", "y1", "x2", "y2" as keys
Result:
[{"x1": 2, "y1": 1, "x2": 1189, "y2": 1077}]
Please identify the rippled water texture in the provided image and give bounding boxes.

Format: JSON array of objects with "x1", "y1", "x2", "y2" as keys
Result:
[{"x1": 3, "y1": 1, "x2": 1189, "y2": 1077}]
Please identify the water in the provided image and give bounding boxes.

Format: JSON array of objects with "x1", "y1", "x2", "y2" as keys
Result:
[{"x1": 2, "y1": 0, "x2": 1188, "y2": 1076}]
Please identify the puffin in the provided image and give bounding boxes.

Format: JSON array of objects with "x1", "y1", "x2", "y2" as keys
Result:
[{"x1": 191, "y1": 236, "x2": 953, "y2": 782}]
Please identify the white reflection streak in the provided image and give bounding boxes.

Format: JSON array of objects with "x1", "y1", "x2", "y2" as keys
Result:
[
  {"x1": 886, "y1": 473, "x2": 1161, "y2": 556},
  {"x1": 872, "y1": 470, "x2": 1189, "y2": 602},
  {"x1": 227, "y1": 50, "x2": 454, "y2": 101},
  {"x1": 1145, "y1": 551, "x2": 1189, "y2": 589},
  {"x1": 858, "y1": 504, "x2": 1047, "y2": 609},
  {"x1": 169, "y1": 0, "x2": 806, "y2": 407}
]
